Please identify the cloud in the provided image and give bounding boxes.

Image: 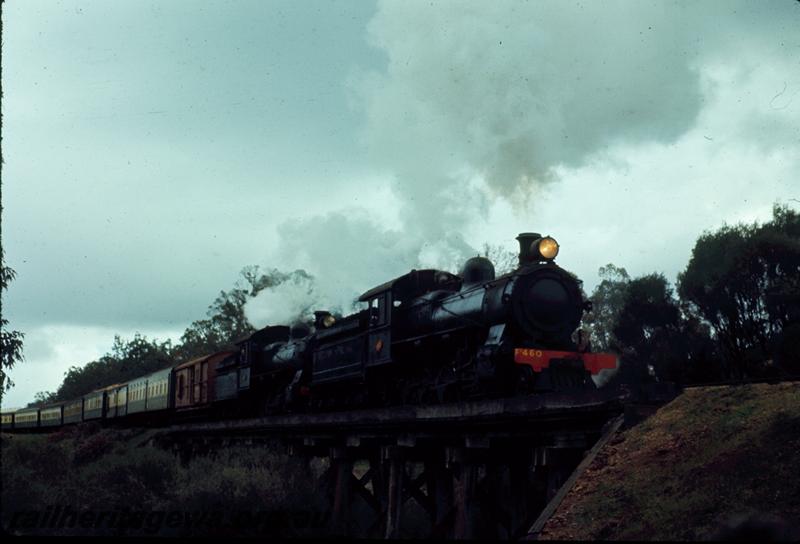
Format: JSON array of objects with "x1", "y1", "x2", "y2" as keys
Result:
[{"x1": 242, "y1": 1, "x2": 800, "y2": 325}]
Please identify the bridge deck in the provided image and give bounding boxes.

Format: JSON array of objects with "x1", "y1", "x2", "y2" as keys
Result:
[{"x1": 157, "y1": 389, "x2": 626, "y2": 443}]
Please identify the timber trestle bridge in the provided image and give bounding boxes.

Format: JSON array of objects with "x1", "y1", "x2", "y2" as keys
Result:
[{"x1": 147, "y1": 389, "x2": 631, "y2": 539}]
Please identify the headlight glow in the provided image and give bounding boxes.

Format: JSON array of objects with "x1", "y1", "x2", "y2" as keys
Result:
[{"x1": 538, "y1": 237, "x2": 559, "y2": 260}]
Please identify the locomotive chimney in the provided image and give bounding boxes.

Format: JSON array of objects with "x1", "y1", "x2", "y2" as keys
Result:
[{"x1": 516, "y1": 232, "x2": 541, "y2": 267}]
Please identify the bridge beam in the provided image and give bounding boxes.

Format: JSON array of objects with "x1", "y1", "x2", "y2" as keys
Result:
[{"x1": 383, "y1": 446, "x2": 405, "y2": 539}]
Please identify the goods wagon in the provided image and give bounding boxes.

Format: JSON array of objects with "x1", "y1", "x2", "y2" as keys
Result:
[{"x1": 174, "y1": 350, "x2": 235, "y2": 411}]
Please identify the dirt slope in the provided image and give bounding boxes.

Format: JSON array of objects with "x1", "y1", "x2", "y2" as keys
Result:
[{"x1": 539, "y1": 382, "x2": 800, "y2": 540}]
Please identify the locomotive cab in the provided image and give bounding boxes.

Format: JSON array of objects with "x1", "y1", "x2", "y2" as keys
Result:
[
  {"x1": 359, "y1": 269, "x2": 461, "y2": 308},
  {"x1": 359, "y1": 269, "x2": 462, "y2": 366},
  {"x1": 310, "y1": 269, "x2": 462, "y2": 388}
]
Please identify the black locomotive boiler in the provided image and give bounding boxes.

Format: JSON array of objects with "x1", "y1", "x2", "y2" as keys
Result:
[{"x1": 246, "y1": 232, "x2": 617, "y2": 411}]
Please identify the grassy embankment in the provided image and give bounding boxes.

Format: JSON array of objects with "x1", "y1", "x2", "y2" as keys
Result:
[
  {"x1": 540, "y1": 382, "x2": 800, "y2": 540},
  {"x1": 1, "y1": 424, "x2": 328, "y2": 536}
]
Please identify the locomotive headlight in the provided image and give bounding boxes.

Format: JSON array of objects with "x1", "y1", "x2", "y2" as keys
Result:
[
  {"x1": 536, "y1": 237, "x2": 560, "y2": 260},
  {"x1": 322, "y1": 314, "x2": 336, "y2": 328}
]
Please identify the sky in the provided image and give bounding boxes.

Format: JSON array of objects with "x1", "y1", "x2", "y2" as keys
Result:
[{"x1": 2, "y1": 0, "x2": 799, "y2": 407}]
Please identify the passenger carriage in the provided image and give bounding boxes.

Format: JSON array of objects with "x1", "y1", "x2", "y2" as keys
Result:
[
  {"x1": 1, "y1": 409, "x2": 18, "y2": 431},
  {"x1": 83, "y1": 390, "x2": 105, "y2": 421},
  {"x1": 145, "y1": 367, "x2": 173, "y2": 413},
  {"x1": 127, "y1": 374, "x2": 148, "y2": 415},
  {"x1": 104, "y1": 383, "x2": 128, "y2": 419},
  {"x1": 63, "y1": 399, "x2": 83, "y2": 424},
  {"x1": 13, "y1": 408, "x2": 40, "y2": 430},
  {"x1": 39, "y1": 405, "x2": 63, "y2": 427}
]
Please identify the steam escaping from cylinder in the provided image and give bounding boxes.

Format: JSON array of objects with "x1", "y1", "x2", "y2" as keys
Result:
[{"x1": 592, "y1": 366, "x2": 620, "y2": 388}]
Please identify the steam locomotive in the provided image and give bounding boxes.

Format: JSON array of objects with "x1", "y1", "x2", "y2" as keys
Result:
[
  {"x1": 222, "y1": 232, "x2": 617, "y2": 414},
  {"x1": 2, "y1": 232, "x2": 617, "y2": 430}
]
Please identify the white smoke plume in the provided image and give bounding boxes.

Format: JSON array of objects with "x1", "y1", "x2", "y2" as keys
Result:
[
  {"x1": 245, "y1": 1, "x2": 800, "y2": 329},
  {"x1": 354, "y1": 1, "x2": 708, "y2": 213},
  {"x1": 243, "y1": 208, "x2": 474, "y2": 328},
  {"x1": 244, "y1": 272, "x2": 320, "y2": 327}
]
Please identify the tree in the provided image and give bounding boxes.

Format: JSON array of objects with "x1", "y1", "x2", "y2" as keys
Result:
[
  {"x1": 584, "y1": 265, "x2": 720, "y2": 385},
  {"x1": 52, "y1": 334, "x2": 175, "y2": 402},
  {"x1": 612, "y1": 274, "x2": 684, "y2": 383},
  {"x1": 581, "y1": 264, "x2": 630, "y2": 352},
  {"x1": 1, "y1": 249, "x2": 24, "y2": 401},
  {"x1": 480, "y1": 243, "x2": 518, "y2": 276},
  {"x1": 173, "y1": 266, "x2": 296, "y2": 362},
  {"x1": 678, "y1": 204, "x2": 800, "y2": 378},
  {"x1": 30, "y1": 391, "x2": 56, "y2": 408}
]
